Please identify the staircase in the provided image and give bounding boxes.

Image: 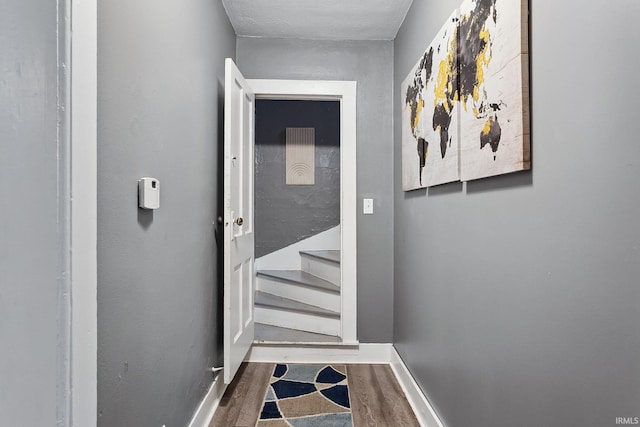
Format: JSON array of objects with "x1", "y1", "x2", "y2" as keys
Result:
[{"x1": 254, "y1": 250, "x2": 341, "y2": 343}]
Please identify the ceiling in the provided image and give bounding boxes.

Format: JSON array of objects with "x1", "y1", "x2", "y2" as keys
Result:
[{"x1": 222, "y1": 0, "x2": 414, "y2": 41}]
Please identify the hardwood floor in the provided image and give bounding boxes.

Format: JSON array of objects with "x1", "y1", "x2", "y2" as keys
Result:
[
  {"x1": 346, "y1": 364, "x2": 419, "y2": 426},
  {"x1": 210, "y1": 363, "x2": 274, "y2": 427},
  {"x1": 209, "y1": 362, "x2": 419, "y2": 426}
]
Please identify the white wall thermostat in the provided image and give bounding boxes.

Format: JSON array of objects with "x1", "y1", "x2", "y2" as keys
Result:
[{"x1": 138, "y1": 177, "x2": 160, "y2": 209}]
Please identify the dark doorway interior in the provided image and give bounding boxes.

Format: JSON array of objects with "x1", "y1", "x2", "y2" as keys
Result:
[{"x1": 254, "y1": 99, "x2": 341, "y2": 258}]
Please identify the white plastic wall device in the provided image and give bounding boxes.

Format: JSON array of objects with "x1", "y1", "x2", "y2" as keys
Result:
[{"x1": 138, "y1": 177, "x2": 160, "y2": 209}]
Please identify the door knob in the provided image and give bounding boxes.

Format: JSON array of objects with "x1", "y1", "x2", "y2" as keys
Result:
[{"x1": 235, "y1": 217, "x2": 244, "y2": 226}]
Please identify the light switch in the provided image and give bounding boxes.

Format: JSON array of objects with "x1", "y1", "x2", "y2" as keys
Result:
[{"x1": 363, "y1": 198, "x2": 374, "y2": 215}]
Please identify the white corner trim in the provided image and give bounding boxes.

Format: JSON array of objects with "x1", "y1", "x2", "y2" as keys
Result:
[
  {"x1": 245, "y1": 343, "x2": 390, "y2": 364},
  {"x1": 339, "y1": 81, "x2": 357, "y2": 344},
  {"x1": 390, "y1": 348, "x2": 444, "y2": 427},
  {"x1": 188, "y1": 376, "x2": 228, "y2": 427},
  {"x1": 70, "y1": 0, "x2": 98, "y2": 425}
]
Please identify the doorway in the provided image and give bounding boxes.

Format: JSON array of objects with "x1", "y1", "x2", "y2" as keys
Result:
[
  {"x1": 253, "y1": 99, "x2": 342, "y2": 343},
  {"x1": 248, "y1": 79, "x2": 358, "y2": 345}
]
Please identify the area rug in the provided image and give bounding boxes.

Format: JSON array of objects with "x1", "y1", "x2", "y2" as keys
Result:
[{"x1": 255, "y1": 364, "x2": 353, "y2": 427}]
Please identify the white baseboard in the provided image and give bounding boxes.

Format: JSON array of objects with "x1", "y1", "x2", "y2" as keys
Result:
[
  {"x1": 187, "y1": 375, "x2": 228, "y2": 427},
  {"x1": 390, "y1": 348, "x2": 444, "y2": 427},
  {"x1": 192, "y1": 344, "x2": 443, "y2": 427},
  {"x1": 245, "y1": 342, "x2": 390, "y2": 364}
]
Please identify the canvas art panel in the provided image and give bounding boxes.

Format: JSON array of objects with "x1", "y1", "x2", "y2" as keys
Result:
[
  {"x1": 458, "y1": 0, "x2": 530, "y2": 181},
  {"x1": 286, "y1": 127, "x2": 315, "y2": 185},
  {"x1": 400, "y1": 0, "x2": 530, "y2": 191},
  {"x1": 401, "y1": 58, "x2": 426, "y2": 191},
  {"x1": 401, "y1": 10, "x2": 460, "y2": 191}
]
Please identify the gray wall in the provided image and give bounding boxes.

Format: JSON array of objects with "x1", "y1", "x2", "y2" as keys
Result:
[
  {"x1": 255, "y1": 99, "x2": 341, "y2": 258},
  {"x1": 394, "y1": 1, "x2": 640, "y2": 427},
  {"x1": 0, "y1": 0, "x2": 69, "y2": 425},
  {"x1": 97, "y1": 0, "x2": 235, "y2": 425},
  {"x1": 238, "y1": 38, "x2": 394, "y2": 342}
]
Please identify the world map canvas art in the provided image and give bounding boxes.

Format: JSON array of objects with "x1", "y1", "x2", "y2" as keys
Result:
[
  {"x1": 401, "y1": 10, "x2": 460, "y2": 190},
  {"x1": 401, "y1": 0, "x2": 530, "y2": 191},
  {"x1": 458, "y1": 0, "x2": 530, "y2": 181}
]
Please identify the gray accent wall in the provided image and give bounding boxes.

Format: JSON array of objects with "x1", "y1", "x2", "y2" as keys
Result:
[
  {"x1": 238, "y1": 38, "x2": 394, "y2": 342},
  {"x1": 0, "y1": 1, "x2": 69, "y2": 425},
  {"x1": 394, "y1": 1, "x2": 640, "y2": 427},
  {"x1": 97, "y1": 1, "x2": 235, "y2": 425},
  {"x1": 255, "y1": 99, "x2": 340, "y2": 258}
]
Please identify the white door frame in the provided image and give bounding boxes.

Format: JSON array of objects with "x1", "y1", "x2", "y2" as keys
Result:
[
  {"x1": 69, "y1": 0, "x2": 98, "y2": 425},
  {"x1": 247, "y1": 79, "x2": 358, "y2": 344}
]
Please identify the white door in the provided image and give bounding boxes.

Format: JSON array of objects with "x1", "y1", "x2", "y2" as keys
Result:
[{"x1": 223, "y1": 58, "x2": 255, "y2": 384}]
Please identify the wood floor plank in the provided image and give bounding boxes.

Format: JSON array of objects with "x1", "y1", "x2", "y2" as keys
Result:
[
  {"x1": 209, "y1": 362, "x2": 274, "y2": 427},
  {"x1": 347, "y1": 364, "x2": 419, "y2": 427},
  {"x1": 370, "y1": 364, "x2": 421, "y2": 426}
]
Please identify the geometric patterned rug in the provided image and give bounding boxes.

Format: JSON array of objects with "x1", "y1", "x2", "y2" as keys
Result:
[{"x1": 255, "y1": 364, "x2": 353, "y2": 426}]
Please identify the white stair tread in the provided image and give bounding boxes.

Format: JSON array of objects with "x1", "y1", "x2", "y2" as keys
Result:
[
  {"x1": 257, "y1": 270, "x2": 340, "y2": 293},
  {"x1": 255, "y1": 291, "x2": 340, "y2": 318},
  {"x1": 254, "y1": 323, "x2": 341, "y2": 343},
  {"x1": 299, "y1": 250, "x2": 340, "y2": 264}
]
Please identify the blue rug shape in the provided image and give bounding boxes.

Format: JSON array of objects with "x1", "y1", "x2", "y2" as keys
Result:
[
  {"x1": 273, "y1": 364, "x2": 287, "y2": 378},
  {"x1": 265, "y1": 386, "x2": 276, "y2": 402},
  {"x1": 259, "y1": 401, "x2": 282, "y2": 419},
  {"x1": 283, "y1": 364, "x2": 325, "y2": 382},
  {"x1": 271, "y1": 379, "x2": 317, "y2": 399},
  {"x1": 320, "y1": 385, "x2": 350, "y2": 409},
  {"x1": 287, "y1": 413, "x2": 353, "y2": 427},
  {"x1": 316, "y1": 366, "x2": 346, "y2": 384}
]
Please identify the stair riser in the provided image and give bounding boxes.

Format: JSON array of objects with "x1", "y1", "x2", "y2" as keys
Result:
[
  {"x1": 301, "y1": 256, "x2": 340, "y2": 285},
  {"x1": 256, "y1": 276, "x2": 341, "y2": 313},
  {"x1": 254, "y1": 323, "x2": 341, "y2": 343},
  {"x1": 254, "y1": 307, "x2": 340, "y2": 336}
]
